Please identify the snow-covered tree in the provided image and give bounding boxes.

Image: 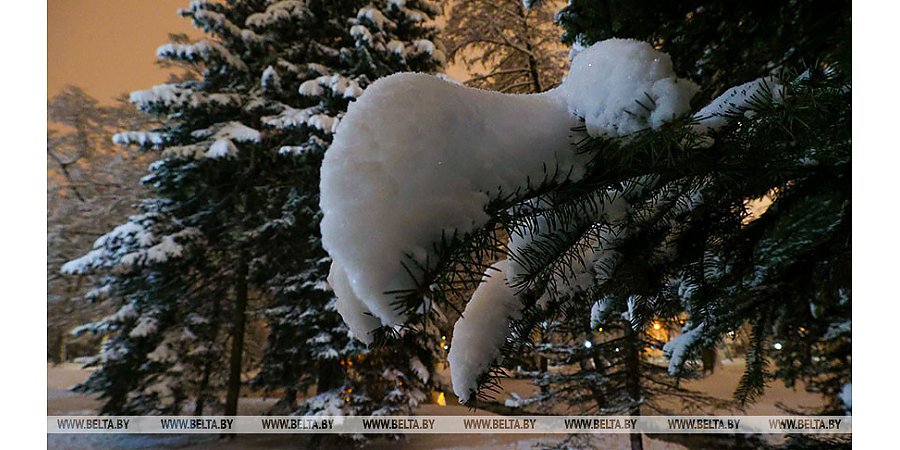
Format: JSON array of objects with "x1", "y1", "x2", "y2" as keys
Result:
[
  {"x1": 318, "y1": 2, "x2": 849, "y2": 449},
  {"x1": 248, "y1": 0, "x2": 446, "y2": 416},
  {"x1": 64, "y1": 0, "x2": 445, "y2": 417},
  {"x1": 48, "y1": 87, "x2": 155, "y2": 364},
  {"x1": 445, "y1": 0, "x2": 565, "y2": 93},
  {"x1": 553, "y1": 0, "x2": 852, "y2": 421}
]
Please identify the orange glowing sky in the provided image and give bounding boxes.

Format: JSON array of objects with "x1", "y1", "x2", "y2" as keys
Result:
[
  {"x1": 48, "y1": 0, "x2": 468, "y2": 105},
  {"x1": 48, "y1": 0, "x2": 201, "y2": 104}
]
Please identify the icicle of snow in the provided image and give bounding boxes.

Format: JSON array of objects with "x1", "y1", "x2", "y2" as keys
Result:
[
  {"x1": 663, "y1": 322, "x2": 706, "y2": 375},
  {"x1": 448, "y1": 261, "x2": 523, "y2": 403}
]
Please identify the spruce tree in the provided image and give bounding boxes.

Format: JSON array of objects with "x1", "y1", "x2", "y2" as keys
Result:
[
  {"x1": 252, "y1": 0, "x2": 446, "y2": 416},
  {"x1": 65, "y1": 0, "x2": 445, "y2": 416},
  {"x1": 48, "y1": 87, "x2": 153, "y2": 364},
  {"x1": 551, "y1": 0, "x2": 851, "y2": 415}
]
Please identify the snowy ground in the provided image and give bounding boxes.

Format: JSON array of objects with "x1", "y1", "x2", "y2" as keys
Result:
[{"x1": 48, "y1": 360, "x2": 822, "y2": 449}]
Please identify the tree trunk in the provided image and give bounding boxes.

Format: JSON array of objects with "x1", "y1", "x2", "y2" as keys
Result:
[
  {"x1": 195, "y1": 293, "x2": 222, "y2": 416},
  {"x1": 539, "y1": 356, "x2": 549, "y2": 393},
  {"x1": 224, "y1": 250, "x2": 250, "y2": 417},
  {"x1": 623, "y1": 326, "x2": 644, "y2": 450},
  {"x1": 316, "y1": 358, "x2": 342, "y2": 393},
  {"x1": 282, "y1": 387, "x2": 298, "y2": 410},
  {"x1": 194, "y1": 362, "x2": 212, "y2": 416},
  {"x1": 520, "y1": 9, "x2": 543, "y2": 93}
]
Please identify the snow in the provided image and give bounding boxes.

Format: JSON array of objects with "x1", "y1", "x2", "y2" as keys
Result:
[
  {"x1": 61, "y1": 220, "x2": 152, "y2": 274},
  {"x1": 112, "y1": 131, "x2": 164, "y2": 148},
  {"x1": 663, "y1": 322, "x2": 706, "y2": 375},
  {"x1": 350, "y1": 24, "x2": 372, "y2": 42},
  {"x1": 825, "y1": 320, "x2": 851, "y2": 339},
  {"x1": 506, "y1": 190, "x2": 631, "y2": 303},
  {"x1": 320, "y1": 39, "x2": 789, "y2": 398},
  {"x1": 386, "y1": 40, "x2": 405, "y2": 55},
  {"x1": 261, "y1": 65, "x2": 280, "y2": 91},
  {"x1": 306, "y1": 114, "x2": 339, "y2": 133},
  {"x1": 156, "y1": 40, "x2": 247, "y2": 70},
  {"x1": 128, "y1": 317, "x2": 159, "y2": 338},
  {"x1": 129, "y1": 83, "x2": 241, "y2": 111},
  {"x1": 299, "y1": 74, "x2": 364, "y2": 99},
  {"x1": 245, "y1": 0, "x2": 307, "y2": 29},
  {"x1": 560, "y1": 39, "x2": 699, "y2": 138},
  {"x1": 448, "y1": 261, "x2": 523, "y2": 403},
  {"x1": 839, "y1": 383, "x2": 851, "y2": 411},
  {"x1": 321, "y1": 71, "x2": 583, "y2": 329},
  {"x1": 357, "y1": 6, "x2": 394, "y2": 30},
  {"x1": 213, "y1": 121, "x2": 261, "y2": 143},
  {"x1": 147, "y1": 340, "x2": 177, "y2": 363},
  {"x1": 328, "y1": 263, "x2": 381, "y2": 344},
  {"x1": 590, "y1": 298, "x2": 611, "y2": 329},
  {"x1": 61, "y1": 217, "x2": 196, "y2": 274},
  {"x1": 409, "y1": 39, "x2": 437, "y2": 56},
  {"x1": 206, "y1": 138, "x2": 238, "y2": 158},
  {"x1": 321, "y1": 40, "x2": 704, "y2": 336},
  {"x1": 263, "y1": 106, "x2": 325, "y2": 131},
  {"x1": 410, "y1": 356, "x2": 430, "y2": 383},
  {"x1": 301, "y1": 390, "x2": 346, "y2": 417},
  {"x1": 693, "y1": 76, "x2": 785, "y2": 135}
]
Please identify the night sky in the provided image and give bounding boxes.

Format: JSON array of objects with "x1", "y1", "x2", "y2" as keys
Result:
[
  {"x1": 48, "y1": 0, "x2": 199, "y2": 104},
  {"x1": 48, "y1": 0, "x2": 469, "y2": 105}
]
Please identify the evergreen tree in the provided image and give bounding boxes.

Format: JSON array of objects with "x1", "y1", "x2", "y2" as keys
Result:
[
  {"x1": 250, "y1": 0, "x2": 446, "y2": 416},
  {"x1": 550, "y1": 0, "x2": 852, "y2": 418},
  {"x1": 48, "y1": 87, "x2": 154, "y2": 364},
  {"x1": 65, "y1": 0, "x2": 445, "y2": 416}
]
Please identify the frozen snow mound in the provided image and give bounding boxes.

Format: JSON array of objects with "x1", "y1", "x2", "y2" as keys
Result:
[{"x1": 320, "y1": 39, "x2": 700, "y2": 342}]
